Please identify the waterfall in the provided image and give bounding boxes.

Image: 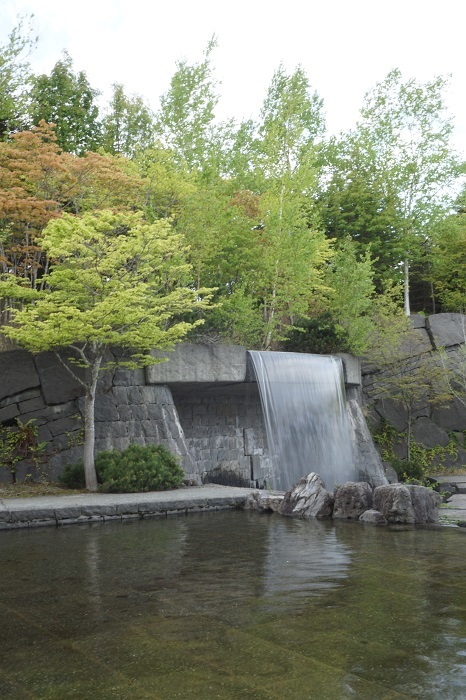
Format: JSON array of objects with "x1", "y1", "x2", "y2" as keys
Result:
[{"x1": 249, "y1": 351, "x2": 356, "y2": 492}]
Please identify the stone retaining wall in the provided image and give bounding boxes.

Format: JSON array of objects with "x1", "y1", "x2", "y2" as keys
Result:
[
  {"x1": 0, "y1": 344, "x2": 378, "y2": 487},
  {"x1": 362, "y1": 313, "x2": 466, "y2": 470}
]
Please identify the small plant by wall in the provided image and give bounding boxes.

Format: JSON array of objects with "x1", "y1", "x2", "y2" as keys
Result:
[
  {"x1": 59, "y1": 444, "x2": 184, "y2": 493},
  {"x1": 0, "y1": 419, "x2": 46, "y2": 483},
  {"x1": 374, "y1": 420, "x2": 458, "y2": 482}
]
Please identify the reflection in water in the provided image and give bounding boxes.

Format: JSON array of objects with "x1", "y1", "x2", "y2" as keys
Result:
[{"x1": 0, "y1": 513, "x2": 465, "y2": 699}]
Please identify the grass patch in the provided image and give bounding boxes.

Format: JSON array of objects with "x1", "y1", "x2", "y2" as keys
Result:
[{"x1": 0, "y1": 482, "x2": 86, "y2": 499}]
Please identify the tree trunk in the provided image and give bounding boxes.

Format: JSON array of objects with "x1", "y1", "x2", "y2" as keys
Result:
[
  {"x1": 82, "y1": 354, "x2": 102, "y2": 491},
  {"x1": 406, "y1": 407, "x2": 412, "y2": 464},
  {"x1": 404, "y1": 259, "x2": 410, "y2": 317}
]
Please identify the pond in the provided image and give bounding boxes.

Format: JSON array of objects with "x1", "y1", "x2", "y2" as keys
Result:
[{"x1": 1, "y1": 512, "x2": 466, "y2": 699}]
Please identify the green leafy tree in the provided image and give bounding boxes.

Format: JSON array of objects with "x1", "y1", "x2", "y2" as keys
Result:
[
  {"x1": 250, "y1": 64, "x2": 331, "y2": 348},
  {"x1": 0, "y1": 15, "x2": 36, "y2": 137},
  {"x1": 325, "y1": 237, "x2": 376, "y2": 354},
  {"x1": 351, "y1": 69, "x2": 460, "y2": 315},
  {"x1": 1, "y1": 210, "x2": 213, "y2": 490},
  {"x1": 317, "y1": 135, "x2": 400, "y2": 290},
  {"x1": 156, "y1": 37, "x2": 230, "y2": 176},
  {"x1": 30, "y1": 51, "x2": 101, "y2": 154},
  {"x1": 102, "y1": 83, "x2": 155, "y2": 158},
  {"x1": 430, "y1": 187, "x2": 466, "y2": 312}
]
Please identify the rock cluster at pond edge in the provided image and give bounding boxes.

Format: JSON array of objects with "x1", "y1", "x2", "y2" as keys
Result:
[{"x1": 244, "y1": 472, "x2": 441, "y2": 525}]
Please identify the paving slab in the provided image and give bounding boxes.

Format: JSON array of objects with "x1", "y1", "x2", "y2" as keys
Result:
[
  {"x1": 439, "y1": 494, "x2": 466, "y2": 526},
  {"x1": 0, "y1": 484, "x2": 258, "y2": 529}
]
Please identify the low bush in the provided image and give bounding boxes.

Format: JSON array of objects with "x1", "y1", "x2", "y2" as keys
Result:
[{"x1": 59, "y1": 444, "x2": 184, "y2": 492}]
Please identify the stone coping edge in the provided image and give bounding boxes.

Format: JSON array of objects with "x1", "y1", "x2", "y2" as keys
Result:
[{"x1": 0, "y1": 486, "x2": 258, "y2": 530}]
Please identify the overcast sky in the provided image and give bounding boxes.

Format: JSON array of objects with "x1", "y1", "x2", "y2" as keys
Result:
[{"x1": 1, "y1": 0, "x2": 465, "y2": 157}]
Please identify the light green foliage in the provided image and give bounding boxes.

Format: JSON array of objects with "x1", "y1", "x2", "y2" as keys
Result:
[
  {"x1": 239, "y1": 65, "x2": 331, "y2": 348},
  {"x1": 102, "y1": 83, "x2": 155, "y2": 159},
  {"x1": 30, "y1": 51, "x2": 101, "y2": 154},
  {"x1": 430, "y1": 188, "x2": 466, "y2": 312},
  {"x1": 156, "y1": 37, "x2": 228, "y2": 175},
  {"x1": 1, "y1": 210, "x2": 212, "y2": 357},
  {"x1": 1, "y1": 210, "x2": 213, "y2": 489},
  {"x1": 0, "y1": 15, "x2": 36, "y2": 137},
  {"x1": 325, "y1": 238, "x2": 376, "y2": 354}
]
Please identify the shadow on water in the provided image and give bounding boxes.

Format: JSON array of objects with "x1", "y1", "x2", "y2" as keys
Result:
[{"x1": 1, "y1": 512, "x2": 466, "y2": 699}]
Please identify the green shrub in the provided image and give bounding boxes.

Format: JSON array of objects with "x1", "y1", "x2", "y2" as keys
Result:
[
  {"x1": 58, "y1": 459, "x2": 87, "y2": 489},
  {"x1": 59, "y1": 444, "x2": 184, "y2": 492}
]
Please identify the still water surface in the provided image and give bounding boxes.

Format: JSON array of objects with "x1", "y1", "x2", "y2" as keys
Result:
[{"x1": 1, "y1": 512, "x2": 466, "y2": 699}]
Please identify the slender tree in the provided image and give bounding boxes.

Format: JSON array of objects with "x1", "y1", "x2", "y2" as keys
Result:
[
  {"x1": 351, "y1": 69, "x2": 460, "y2": 315},
  {"x1": 0, "y1": 15, "x2": 36, "y2": 138},
  {"x1": 102, "y1": 83, "x2": 155, "y2": 158},
  {"x1": 0, "y1": 210, "x2": 213, "y2": 490}
]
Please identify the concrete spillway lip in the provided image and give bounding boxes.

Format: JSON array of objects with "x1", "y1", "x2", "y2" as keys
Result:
[{"x1": 0, "y1": 484, "x2": 259, "y2": 530}]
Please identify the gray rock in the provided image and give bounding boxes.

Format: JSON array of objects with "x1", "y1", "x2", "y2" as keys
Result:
[
  {"x1": 0, "y1": 350, "x2": 40, "y2": 401},
  {"x1": 337, "y1": 354, "x2": 362, "y2": 387},
  {"x1": 408, "y1": 484, "x2": 441, "y2": 523},
  {"x1": 432, "y1": 397, "x2": 466, "y2": 431},
  {"x1": 373, "y1": 484, "x2": 416, "y2": 523},
  {"x1": 373, "y1": 483, "x2": 440, "y2": 524},
  {"x1": 0, "y1": 403, "x2": 20, "y2": 422},
  {"x1": 244, "y1": 491, "x2": 284, "y2": 512},
  {"x1": 399, "y1": 328, "x2": 432, "y2": 357},
  {"x1": 359, "y1": 509, "x2": 387, "y2": 525},
  {"x1": 146, "y1": 344, "x2": 248, "y2": 385},
  {"x1": 374, "y1": 398, "x2": 407, "y2": 432},
  {"x1": 412, "y1": 416, "x2": 450, "y2": 448},
  {"x1": 409, "y1": 315, "x2": 427, "y2": 329},
  {"x1": 427, "y1": 313, "x2": 466, "y2": 349},
  {"x1": 333, "y1": 481, "x2": 373, "y2": 520},
  {"x1": 279, "y1": 472, "x2": 334, "y2": 519},
  {"x1": 35, "y1": 351, "x2": 85, "y2": 404}
]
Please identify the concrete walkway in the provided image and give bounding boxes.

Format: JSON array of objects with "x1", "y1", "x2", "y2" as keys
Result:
[
  {"x1": 0, "y1": 484, "x2": 258, "y2": 530},
  {"x1": 439, "y1": 494, "x2": 466, "y2": 526},
  {"x1": 2, "y1": 482, "x2": 466, "y2": 530}
]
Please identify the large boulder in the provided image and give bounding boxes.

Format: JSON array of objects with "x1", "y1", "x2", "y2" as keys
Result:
[
  {"x1": 373, "y1": 483, "x2": 440, "y2": 524},
  {"x1": 333, "y1": 481, "x2": 373, "y2": 520},
  {"x1": 244, "y1": 491, "x2": 284, "y2": 513},
  {"x1": 279, "y1": 472, "x2": 334, "y2": 519}
]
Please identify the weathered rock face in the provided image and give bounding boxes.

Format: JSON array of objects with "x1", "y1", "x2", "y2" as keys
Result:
[
  {"x1": 373, "y1": 483, "x2": 440, "y2": 524},
  {"x1": 359, "y1": 509, "x2": 387, "y2": 525},
  {"x1": 333, "y1": 481, "x2": 373, "y2": 520},
  {"x1": 363, "y1": 312, "x2": 466, "y2": 472},
  {"x1": 279, "y1": 473, "x2": 334, "y2": 519},
  {"x1": 244, "y1": 491, "x2": 284, "y2": 513}
]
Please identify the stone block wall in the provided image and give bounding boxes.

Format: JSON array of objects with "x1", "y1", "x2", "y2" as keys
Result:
[
  {"x1": 0, "y1": 351, "x2": 196, "y2": 483},
  {"x1": 362, "y1": 313, "x2": 466, "y2": 470},
  {"x1": 0, "y1": 343, "x2": 381, "y2": 488},
  {"x1": 172, "y1": 385, "x2": 273, "y2": 487}
]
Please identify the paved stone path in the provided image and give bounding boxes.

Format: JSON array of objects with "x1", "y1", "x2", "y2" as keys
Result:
[{"x1": 0, "y1": 484, "x2": 258, "y2": 530}]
